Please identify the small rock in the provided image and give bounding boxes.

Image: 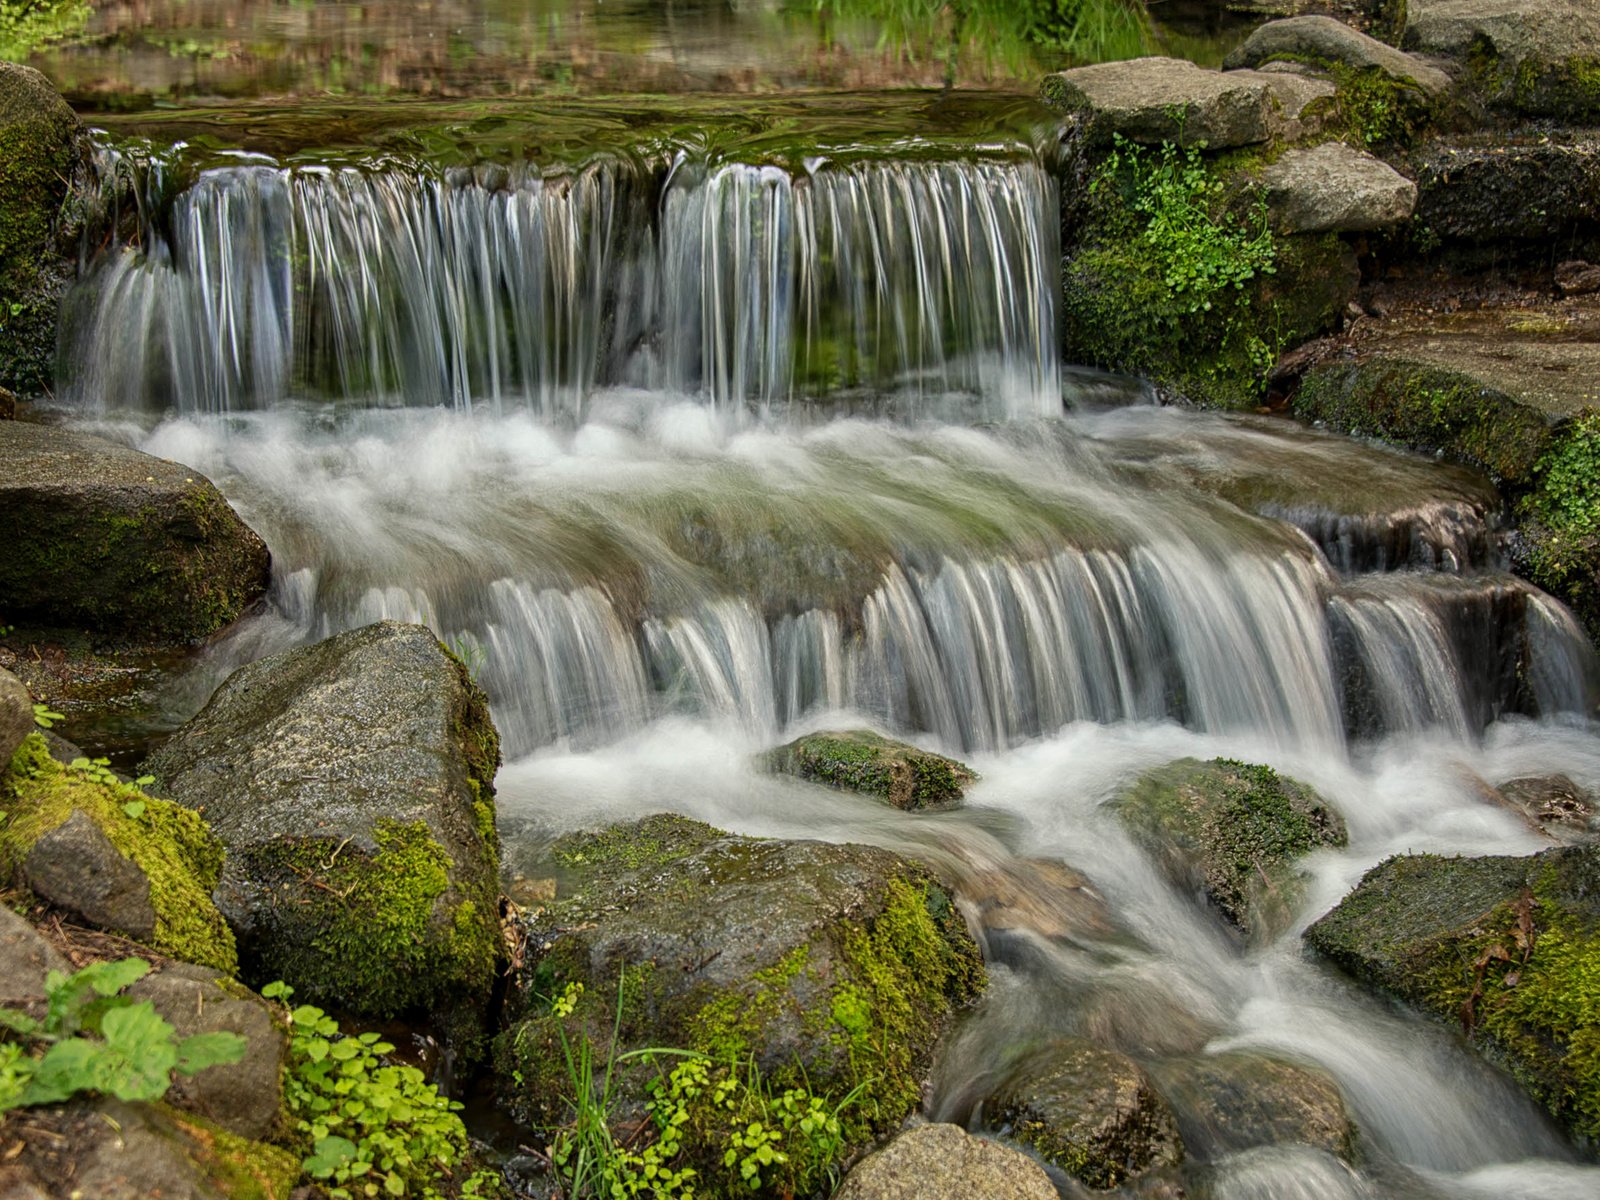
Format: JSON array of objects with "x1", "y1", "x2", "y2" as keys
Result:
[
  {"x1": 1264, "y1": 142, "x2": 1418, "y2": 234},
  {"x1": 1043, "y1": 57, "x2": 1275, "y2": 148},
  {"x1": 989, "y1": 1037, "x2": 1184, "y2": 1189},
  {"x1": 1495, "y1": 774, "x2": 1599, "y2": 843},
  {"x1": 1555, "y1": 261, "x2": 1600, "y2": 297},
  {"x1": 1226, "y1": 15, "x2": 1452, "y2": 96},
  {"x1": 0, "y1": 904, "x2": 68, "y2": 1018},
  {"x1": 128, "y1": 963, "x2": 288, "y2": 1141},
  {"x1": 1150, "y1": 1051, "x2": 1356, "y2": 1162},
  {"x1": 22, "y1": 808, "x2": 157, "y2": 941},
  {"x1": 0, "y1": 667, "x2": 31, "y2": 766},
  {"x1": 835, "y1": 1123, "x2": 1058, "y2": 1200},
  {"x1": 766, "y1": 729, "x2": 975, "y2": 812}
]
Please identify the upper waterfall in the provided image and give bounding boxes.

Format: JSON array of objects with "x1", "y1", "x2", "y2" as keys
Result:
[{"x1": 63, "y1": 145, "x2": 1060, "y2": 418}]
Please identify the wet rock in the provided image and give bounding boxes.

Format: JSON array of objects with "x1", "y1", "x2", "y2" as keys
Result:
[
  {"x1": 0, "y1": 667, "x2": 32, "y2": 766},
  {"x1": 1043, "y1": 58, "x2": 1275, "y2": 148},
  {"x1": 1263, "y1": 142, "x2": 1417, "y2": 233},
  {"x1": 1555, "y1": 260, "x2": 1600, "y2": 297},
  {"x1": 1305, "y1": 843, "x2": 1600, "y2": 1143},
  {"x1": 0, "y1": 734, "x2": 235, "y2": 971},
  {"x1": 0, "y1": 64, "x2": 83, "y2": 396},
  {"x1": 128, "y1": 963, "x2": 287, "y2": 1141},
  {"x1": 0, "y1": 422, "x2": 270, "y2": 644},
  {"x1": 3, "y1": 1099, "x2": 299, "y2": 1200},
  {"x1": 0, "y1": 904, "x2": 67, "y2": 1019},
  {"x1": 144, "y1": 621, "x2": 502, "y2": 1027},
  {"x1": 22, "y1": 809, "x2": 156, "y2": 941},
  {"x1": 1150, "y1": 1051, "x2": 1356, "y2": 1162},
  {"x1": 766, "y1": 729, "x2": 975, "y2": 811},
  {"x1": 496, "y1": 813, "x2": 983, "y2": 1197},
  {"x1": 958, "y1": 856, "x2": 1115, "y2": 945},
  {"x1": 1226, "y1": 15, "x2": 1453, "y2": 96},
  {"x1": 1410, "y1": 135, "x2": 1600, "y2": 245},
  {"x1": 1405, "y1": 0, "x2": 1600, "y2": 118},
  {"x1": 834, "y1": 1122, "x2": 1057, "y2": 1200},
  {"x1": 1076, "y1": 981, "x2": 1219, "y2": 1058},
  {"x1": 1494, "y1": 774, "x2": 1599, "y2": 843},
  {"x1": 1111, "y1": 757, "x2": 1346, "y2": 940},
  {"x1": 988, "y1": 1037, "x2": 1183, "y2": 1189}
]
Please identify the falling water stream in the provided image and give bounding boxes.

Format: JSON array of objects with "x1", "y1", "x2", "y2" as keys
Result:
[{"x1": 54, "y1": 115, "x2": 1600, "y2": 1197}]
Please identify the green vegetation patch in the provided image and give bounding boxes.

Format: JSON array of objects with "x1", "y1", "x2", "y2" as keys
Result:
[{"x1": 0, "y1": 734, "x2": 237, "y2": 972}]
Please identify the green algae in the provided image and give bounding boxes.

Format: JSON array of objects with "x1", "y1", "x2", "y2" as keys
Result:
[{"x1": 0, "y1": 733, "x2": 237, "y2": 972}]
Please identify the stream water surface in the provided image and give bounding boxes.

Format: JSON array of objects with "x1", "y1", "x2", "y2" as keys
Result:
[{"x1": 44, "y1": 71, "x2": 1600, "y2": 1200}]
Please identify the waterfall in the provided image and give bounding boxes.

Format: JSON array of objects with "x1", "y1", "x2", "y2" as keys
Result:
[{"x1": 64, "y1": 147, "x2": 1059, "y2": 416}]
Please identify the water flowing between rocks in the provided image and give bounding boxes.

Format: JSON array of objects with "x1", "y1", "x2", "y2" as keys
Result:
[{"x1": 59, "y1": 121, "x2": 1600, "y2": 1198}]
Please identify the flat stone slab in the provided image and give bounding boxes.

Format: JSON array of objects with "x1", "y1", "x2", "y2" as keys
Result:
[
  {"x1": 1264, "y1": 142, "x2": 1417, "y2": 232},
  {"x1": 1227, "y1": 15, "x2": 1452, "y2": 96},
  {"x1": 1406, "y1": 0, "x2": 1600, "y2": 62},
  {"x1": 1043, "y1": 57, "x2": 1274, "y2": 147}
]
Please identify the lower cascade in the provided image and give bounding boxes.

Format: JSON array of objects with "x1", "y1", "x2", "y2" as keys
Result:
[{"x1": 7, "y1": 40, "x2": 1600, "y2": 1200}]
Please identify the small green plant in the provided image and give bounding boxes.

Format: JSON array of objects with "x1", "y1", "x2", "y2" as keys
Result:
[
  {"x1": 0, "y1": 957, "x2": 246, "y2": 1111},
  {"x1": 446, "y1": 633, "x2": 489, "y2": 684},
  {"x1": 31, "y1": 703, "x2": 64, "y2": 730},
  {"x1": 265, "y1": 980, "x2": 497, "y2": 1199}
]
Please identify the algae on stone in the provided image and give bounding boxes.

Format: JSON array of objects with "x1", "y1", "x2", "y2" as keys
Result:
[
  {"x1": 0, "y1": 733, "x2": 237, "y2": 973},
  {"x1": 1111, "y1": 757, "x2": 1346, "y2": 939},
  {"x1": 766, "y1": 729, "x2": 976, "y2": 811}
]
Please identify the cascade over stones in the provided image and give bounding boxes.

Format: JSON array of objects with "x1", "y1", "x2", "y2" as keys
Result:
[
  {"x1": 1306, "y1": 844, "x2": 1600, "y2": 1143},
  {"x1": 765, "y1": 729, "x2": 976, "y2": 811},
  {"x1": 142, "y1": 621, "x2": 503, "y2": 1027},
  {"x1": 497, "y1": 814, "x2": 983, "y2": 1194},
  {"x1": 0, "y1": 422, "x2": 270, "y2": 644},
  {"x1": 1111, "y1": 758, "x2": 1346, "y2": 940}
]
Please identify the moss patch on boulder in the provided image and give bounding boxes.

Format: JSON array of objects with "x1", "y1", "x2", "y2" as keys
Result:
[
  {"x1": 1111, "y1": 757, "x2": 1346, "y2": 939},
  {"x1": 766, "y1": 729, "x2": 975, "y2": 812},
  {"x1": 1305, "y1": 845, "x2": 1600, "y2": 1143},
  {"x1": 0, "y1": 733, "x2": 237, "y2": 972},
  {"x1": 497, "y1": 814, "x2": 984, "y2": 1198}
]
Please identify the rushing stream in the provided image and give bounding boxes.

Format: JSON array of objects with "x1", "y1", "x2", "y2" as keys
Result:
[{"x1": 57, "y1": 122, "x2": 1600, "y2": 1197}]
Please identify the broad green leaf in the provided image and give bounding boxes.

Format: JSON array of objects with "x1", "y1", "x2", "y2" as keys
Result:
[
  {"x1": 305, "y1": 1135, "x2": 360, "y2": 1177},
  {"x1": 20, "y1": 1037, "x2": 105, "y2": 1106},
  {"x1": 175, "y1": 1031, "x2": 248, "y2": 1075},
  {"x1": 98, "y1": 1001, "x2": 178, "y2": 1100},
  {"x1": 122, "y1": 800, "x2": 146, "y2": 820}
]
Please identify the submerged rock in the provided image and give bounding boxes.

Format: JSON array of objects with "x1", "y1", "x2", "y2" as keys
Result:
[
  {"x1": 988, "y1": 1037, "x2": 1183, "y2": 1189},
  {"x1": 1111, "y1": 758, "x2": 1346, "y2": 940},
  {"x1": 1305, "y1": 844, "x2": 1600, "y2": 1143},
  {"x1": 0, "y1": 422, "x2": 270, "y2": 644},
  {"x1": 1150, "y1": 1051, "x2": 1357, "y2": 1163},
  {"x1": 1263, "y1": 142, "x2": 1417, "y2": 233},
  {"x1": 497, "y1": 813, "x2": 984, "y2": 1198},
  {"x1": 834, "y1": 1122, "x2": 1057, "y2": 1200},
  {"x1": 1226, "y1": 15, "x2": 1452, "y2": 96},
  {"x1": 0, "y1": 64, "x2": 83, "y2": 396},
  {"x1": 1043, "y1": 58, "x2": 1276, "y2": 148},
  {"x1": 143, "y1": 621, "x2": 502, "y2": 1029},
  {"x1": 766, "y1": 729, "x2": 975, "y2": 811},
  {"x1": 0, "y1": 733, "x2": 236, "y2": 971}
]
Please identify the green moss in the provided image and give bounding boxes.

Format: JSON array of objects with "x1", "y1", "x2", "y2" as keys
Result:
[
  {"x1": 1332, "y1": 64, "x2": 1434, "y2": 149},
  {"x1": 236, "y1": 818, "x2": 496, "y2": 1019},
  {"x1": 162, "y1": 1105, "x2": 302, "y2": 1200},
  {"x1": 0, "y1": 734, "x2": 237, "y2": 972},
  {"x1": 689, "y1": 945, "x2": 811, "y2": 1064}
]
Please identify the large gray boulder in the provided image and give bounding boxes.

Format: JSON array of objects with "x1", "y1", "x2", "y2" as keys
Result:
[
  {"x1": 143, "y1": 621, "x2": 503, "y2": 1026},
  {"x1": 0, "y1": 422, "x2": 270, "y2": 643},
  {"x1": 1405, "y1": 0, "x2": 1600, "y2": 116},
  {"x1": 1043, "y1": 58, "x2": 1276, "y2": 148},
  {"x1": 497, "y1": 813, "x2": 984, "y2": 1198},
  {"x1": 0, "y1": 64, "x2": 83, "y2": 396},
  {"x1": 988, "y1": 1038, "x2": 1184, "y2": 1189},
  {"x1": 835, "y1": 1123, "x2": 1057, "y2": 1200},
  {"x1": 1305, "y1": 844, "x2": 1600, "y2": 1144},
  {"x1": 1264, "y1": 142, "x2": 1418, "y2": 233},
  {"x1": 1226, "y1": 15, "x2": 1453, "y2": 96}
]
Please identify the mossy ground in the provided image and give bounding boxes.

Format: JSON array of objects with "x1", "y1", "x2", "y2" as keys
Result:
[
  {"x1": 1307, "y1": 848, "x2": 1600, "y2": 1144},
  {"x1": 1114, "y1": 757, "x2": 1346, "y2": 938},
  {"x1": 0, "y1": 733, "x2": 237, "y2": 972},
  {"x1": 497, "y1": 816, "x2": 983, "y2": 1198}
]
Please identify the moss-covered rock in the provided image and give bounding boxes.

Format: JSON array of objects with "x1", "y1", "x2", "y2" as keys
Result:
[
  {"x1": 0, "y1": 422, "x2": 271, "y2": 644},
  {"x1": 765, "y1": 729, "x2": 976, "y2": 812},
  {"x1": 1148, "y1": 1051, "x2": 1357, "y2": 1163},
  {"x1": 1110, "y1": 757, "x2": 1346, "y2": 939},
  {"x1": 0, "y1": 63, "x2": 83, "y2": 397},
  {"x1": 987, "y1": 1037, "x2": 1183, "y2": 1189},
  {"x1": 0, "y1": 733, "x2": 237, "y2": 972},
  {"x1": 1305, "y1": 844, "x2": 1600, "y2": 1143},
  {"x1": 142, "y1": 622, "x2": 503, "y2": 1039},
  {"x1": 496, "y1": 813, "x2": 984, "y2": 1198}
]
